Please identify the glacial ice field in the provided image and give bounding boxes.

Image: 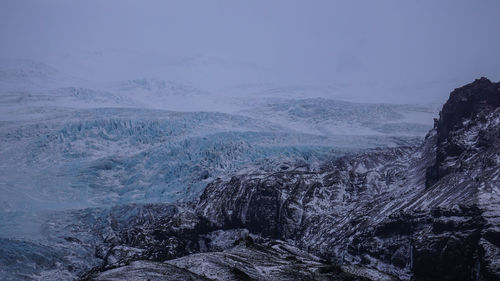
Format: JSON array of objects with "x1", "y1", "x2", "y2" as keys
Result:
[{"x1": 0, "y1": 58, "x2": 437, "y2": 279}]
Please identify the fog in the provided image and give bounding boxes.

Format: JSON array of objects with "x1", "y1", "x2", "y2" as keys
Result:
[{"x1": 1, "y1": 0, "x2": 499, "y2": 103}]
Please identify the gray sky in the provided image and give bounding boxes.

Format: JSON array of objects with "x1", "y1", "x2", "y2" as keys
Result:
[{"x1": 1, "y1": 0, "x2": 499, "y2": 103}]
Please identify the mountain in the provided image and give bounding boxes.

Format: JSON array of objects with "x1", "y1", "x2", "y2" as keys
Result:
[{"x1": 73, "y1": 78, "x2": 499, "y2": 281}]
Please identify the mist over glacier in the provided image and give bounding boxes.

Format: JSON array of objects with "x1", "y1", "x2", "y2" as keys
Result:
[{"x1": 2, "y1": 1, "x2": 500, "y2": 104}]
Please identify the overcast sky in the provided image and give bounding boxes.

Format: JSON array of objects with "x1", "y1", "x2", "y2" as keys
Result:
[{"x1": 1, "y1": 0, "x2": 499, "y2": 103}]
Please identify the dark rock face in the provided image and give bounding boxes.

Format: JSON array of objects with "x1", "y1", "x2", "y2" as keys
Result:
[
  {"x1": 82, "y1": 78, "x2": 500, "y2": 281},
  {"x1": 199, "y1": 176, "x2": 286, "y2": 238},
  {"x1": 426, "y1": 77, "x2": 500, "y2": 187},
  {"x1": 411, "y1": 206, "x2": 486, "y2": 281}
]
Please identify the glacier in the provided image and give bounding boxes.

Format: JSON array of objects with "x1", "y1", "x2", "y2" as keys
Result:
[{"x1": 0, "y1": 59, "x2": 438, "y2": 280}]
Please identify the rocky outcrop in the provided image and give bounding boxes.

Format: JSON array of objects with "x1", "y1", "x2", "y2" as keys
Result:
[{"x1": 426, "y1": 77, "x2": 500, "y2": 187}]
